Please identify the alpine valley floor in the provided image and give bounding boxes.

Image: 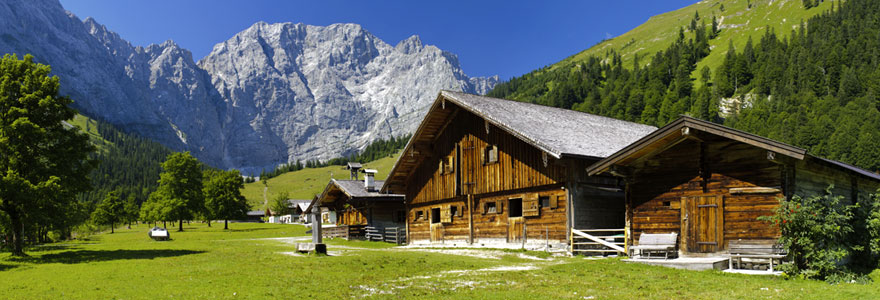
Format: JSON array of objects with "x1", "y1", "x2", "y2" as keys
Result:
[{"x1": 1, "y1": 223, "x2": 878, "y2": 299}]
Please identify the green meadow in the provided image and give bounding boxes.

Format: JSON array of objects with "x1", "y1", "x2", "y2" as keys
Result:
[
  {"x1": 241, "y1": 152, "x2": 401, "y2": 209},
  {"x1": 2, "y1": 223, "x2": 879, "y2": 299}
]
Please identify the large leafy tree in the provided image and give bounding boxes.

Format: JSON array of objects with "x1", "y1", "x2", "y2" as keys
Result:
[
  {"x1": 203, "y1": 170, "x2": 249, "y2": 230},
  {"x1": 92, "y1": 190, "x2": 124, "y2": 233},
  {"x1": 0, "y1": 54, "x2": 95, "y2": 256},
  {"x1": 149, "y1": 152, "x2": 203, "y2": 232}
]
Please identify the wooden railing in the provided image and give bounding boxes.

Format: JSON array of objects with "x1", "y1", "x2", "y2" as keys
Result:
[
  {"x1": 363, "y1": 226, "x2": 407, "y2": 245},
  {"x1": 383, "y1": 227, "x2": 406, "y2": 245},
  {"x1": 322, "y1": 225, "x2": 366, "y2": 240},
  {"x1": 570, "y1": 228, "x2": 626, "y2": 256}
]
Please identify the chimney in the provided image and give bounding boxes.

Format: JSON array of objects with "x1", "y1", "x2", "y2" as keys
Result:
[
  {"x1": 363, "y1": 169, "x2": 377, "y2": 192},
  {"x1": 346, "y1": 162, "x2": 362, "y2": 180}
]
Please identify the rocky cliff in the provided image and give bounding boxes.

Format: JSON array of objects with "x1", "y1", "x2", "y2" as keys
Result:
[{"x1": 0, "y1": 0, "x2": 497, "y2": 171}]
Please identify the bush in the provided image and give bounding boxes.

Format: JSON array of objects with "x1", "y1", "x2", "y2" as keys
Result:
[
  {"x1": 868, "y1": 193, "x2": 880, "y2": 257},
  {"x1": 760, "y1": 186, "x2": 858, "y2": 281}
]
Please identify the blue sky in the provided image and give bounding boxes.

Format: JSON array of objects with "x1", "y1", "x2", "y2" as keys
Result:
[{"x1": 60, "y1": 0, "x2": 697, "y2": 80}]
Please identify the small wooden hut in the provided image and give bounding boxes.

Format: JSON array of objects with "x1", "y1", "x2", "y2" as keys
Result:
[
  {"x1": 587, "y1": 116, "x2": 880, "y2": 255},
  {"x1": 311, "y1": 170, "x2": 406, "y2": 232},
  {"x1": 381, "y1": 91, "x2": 656, "y2": 249}
]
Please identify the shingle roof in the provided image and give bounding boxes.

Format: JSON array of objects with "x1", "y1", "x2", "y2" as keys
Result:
[
  {"x1": 441, "y1": 90, "x2": 657, "y2": 159},
  {"x1": 333, "y1": 180, "x2": 397, "y2": 198}
]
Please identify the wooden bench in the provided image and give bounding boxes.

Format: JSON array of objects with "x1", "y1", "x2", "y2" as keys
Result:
[
  {"x1": 728, "y1": 240, "x2": 787, "y2": 271},
  {"x1": 631, "y1": 233, "x2": 678, "y2": 259}
]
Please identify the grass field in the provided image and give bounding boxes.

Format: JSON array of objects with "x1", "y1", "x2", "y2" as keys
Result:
[
  {"x1": 241, "y1": 152, "x2": 401, "y2": 209},
  {"x1": 2, "y1": 223, "x2": 879, "y2": 299},
  {"x1": 549, "y1": 0, "x2": 834, "y2": 87}
]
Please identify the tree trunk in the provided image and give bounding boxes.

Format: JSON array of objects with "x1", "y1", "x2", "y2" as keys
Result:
[
  {"x1": 8, "y1": 209, "x2": 25, "y2": 256},
  {"x1": 163, "y1": 220, "x2": 166, "y2": 229},
  {"x1": 207, "y1": 219, "x2": 211, "y2": 227},
  {"x1": 178, "y1": 219, "x2": 183, "y2": 232},
  {"x1": 224, "y1": 219, "x2": 228, "y2": 230},
  {"x1": 111, "y1": 223, "x2": 115, "y2": 234}
]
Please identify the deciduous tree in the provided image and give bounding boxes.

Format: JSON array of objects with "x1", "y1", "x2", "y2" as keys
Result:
[
  {"x1": 204, "y1": 170, "x2": 249, "y2": 230},
  {"x1": 0, "y1": 54, "x2": 95, "y2": 256}
]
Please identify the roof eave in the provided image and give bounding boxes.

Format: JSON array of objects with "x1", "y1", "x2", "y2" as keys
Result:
[{"x1": 587, "y1": 116, "x2": 807, "y2": 176}]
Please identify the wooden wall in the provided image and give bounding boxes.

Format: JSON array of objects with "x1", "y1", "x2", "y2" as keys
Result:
[
  {"x1": 408, "y1": 188, "x2": 568, "y2": 242},
  {"x1": 406, "y1": 110, "x2": 565, "y2": 205},
  {"x1": 629, "y1": 137, "x2": 782, "y2": 252}
]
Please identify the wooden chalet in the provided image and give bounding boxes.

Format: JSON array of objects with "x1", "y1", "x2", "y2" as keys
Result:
[
  {"x1": 381, "y1": 91, "x2": 656, "y2": 248},
  {"x1": 587, "y1": 116, "x2": 880, "y2": 255},
  {"x1": 311, "y1": 171, "x2": 406, "y2": 231}
]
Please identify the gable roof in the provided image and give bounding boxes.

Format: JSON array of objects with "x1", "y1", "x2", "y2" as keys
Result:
[
  {"x1": 587, "y1": 116, "x2": 880, "y2": 182},
  {"x1": 312, "y1": 179, "x2": 404, "y2": 209},
  {"x1": 382, "y1": 90, "x2": 656, "y2": 193}
]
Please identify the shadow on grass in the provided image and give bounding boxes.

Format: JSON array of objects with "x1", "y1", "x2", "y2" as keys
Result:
[
  {"x1": 8, "y1": 249, "x2": 204, "y2": 264},
  {"x1": 0, "y1": 263, "x2": 17, "y2": 271},
  {"x1": 224, "y1": 227, "x2": 272, "y2": 232}
]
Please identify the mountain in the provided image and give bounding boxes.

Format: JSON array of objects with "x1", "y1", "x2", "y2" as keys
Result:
[{"x1": 0, "y1": 0, "x2": 497, "y2": 172}]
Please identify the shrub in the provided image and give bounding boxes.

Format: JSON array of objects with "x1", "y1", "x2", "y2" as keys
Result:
[{"x1": 760, "y1": 186, "x2": 856, "y2": 280}]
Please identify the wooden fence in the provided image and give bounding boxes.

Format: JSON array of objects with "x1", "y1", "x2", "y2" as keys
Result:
[{"x1": 570, "y1": 228, "x2": 626, "y2": 256}]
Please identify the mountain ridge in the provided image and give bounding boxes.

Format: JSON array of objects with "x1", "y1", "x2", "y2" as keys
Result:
[{"x1": 0, "y1": 0, "x2": 497, "y2": 172}]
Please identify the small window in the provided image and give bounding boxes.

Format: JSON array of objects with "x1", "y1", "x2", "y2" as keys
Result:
[
  {"x1": 450, "y1": 206, "x2": 458, "y2": 219},
  {"x1": 440, "y1": 156, "x2": 455, "y2": 174},
  {"x1": 415, "y1": 210, "x2": 424, "y2": 221},
  {"x1": 662, "y1": 201, "x2": 671, "y2": 207},
  {"x1": 485, "y1": 201, "x2": 497, "y2": 214},
  {"x1": 539, "y1": 196, "x2": 550, "y2": 208},
  {"x1": 431, "y1": 207, "x2": 441, "y2": 224},
  {"x1": 509, "y1": 198, "x2": 523, "y2": 218},
  {"x1": 483, "y1": 145, "x2": 498, "y2": 164}
]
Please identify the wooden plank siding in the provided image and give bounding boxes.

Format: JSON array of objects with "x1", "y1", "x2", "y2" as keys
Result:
[
  {"x1": 629, "y1": 137, "x2": 782, "y2": 253},
  {"x1": 404, "y1": 108, "x2": 576, "y2": 244}
]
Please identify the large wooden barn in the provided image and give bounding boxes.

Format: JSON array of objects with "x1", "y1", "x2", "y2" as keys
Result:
[
  {"x1": 380, "y1": 91, "x2": 656, "y2": 248},
  {"x1": 587, "y1": 116, "x2": 880, "y2": 255}
]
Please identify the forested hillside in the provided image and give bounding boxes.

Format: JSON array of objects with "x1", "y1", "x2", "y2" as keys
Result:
[
  {"x1": 488, "y1": 0, "x2": 880, "y2": 172},
  {"x1": 70, "y1": 115, "x2": 172, "y2": 206}
]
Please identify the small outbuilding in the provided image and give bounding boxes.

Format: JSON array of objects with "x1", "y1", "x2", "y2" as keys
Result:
[
  {"x1": 587, "y1": 116, "x2": 880, "y2": 255},
  {"x1": 310, "y1": 169, "x2": 406, "y2": 239}
]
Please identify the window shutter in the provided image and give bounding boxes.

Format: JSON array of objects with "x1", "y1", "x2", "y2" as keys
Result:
[
  {"x1": 550, "y1": 195, "x2": 559, "y2": 209},
  {"x1": 442, "y1": 205, "x2": 452, "y2": 223},
  {"x1": 523, "y1": 193, "x2": 540, "y2": 217},
  {"x1": 481, "y1": 200, "x2": 487, "y2": 214},
  {"x1": 496, "y1": 199, "x2": 504, "y2": 214},
  {"x1": 456, "y1": 205, "x2": 463, "y2": 217},
  {"x1": 489, "y1": 146, "x2": 498, "y2": 163}
]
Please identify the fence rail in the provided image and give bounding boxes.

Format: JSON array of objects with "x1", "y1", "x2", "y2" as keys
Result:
[{"x1": 570, "y1": 228, "x2": 626, "y2": 256}]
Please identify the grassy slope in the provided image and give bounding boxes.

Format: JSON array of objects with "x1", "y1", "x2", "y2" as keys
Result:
[
  {"x1": 510, "y1": 0, "x2": 834, "y2": 99},
  {"x1": 241, "y1": 152, "x2": 401, "y2": 209},
  {"x1": 1, "y1": 223, "x2": 878, "y2": 299},
  {"x1": 68, "y1": 114, "x2": 112, "y2": 152}
]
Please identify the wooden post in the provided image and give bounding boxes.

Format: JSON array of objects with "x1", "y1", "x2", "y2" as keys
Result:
[
  {"x1": 468, "y1": 194, "x2": 474, "y2": 244},
  {"x1": 521, "y1": 222, "x2": 527, "y2": 249},
  {"x1": 312, "y1": 208, "x2": 322, "y2": 244}
]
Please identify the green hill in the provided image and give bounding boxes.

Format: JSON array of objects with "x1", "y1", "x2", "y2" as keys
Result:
[
  {"x1": 242, "y1": 152, "x2": 401, "y2": 209},
  {"x1": 565, "y1": 0, "x2": 832, "y2": 82},
  {"x1": 488, "y1": 0, "x2": 880, "y2": 173}
]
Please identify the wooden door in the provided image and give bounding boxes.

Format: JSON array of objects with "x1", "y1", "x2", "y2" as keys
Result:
[
  {"x1": 508, "y1": 217, "x2": 524, "y2": 242},
  {"x1": 459, "y1": 139, "x2": 476, "y2": 195},
  {"x1": 681, "y1": 195, "x2": 723, "y2": 253},
  {"x1": 430, "y1": 223, "x2": 443, "y2": 242}
]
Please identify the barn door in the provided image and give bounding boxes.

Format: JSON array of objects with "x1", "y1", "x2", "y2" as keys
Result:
[
  {"x1": 508, "y1": 217, "x2": 524, "y2": 242},
  {"x1": 430, "y1": 223, "x2": 443, "y2": 242},
  {"x1": 459, "y1": 139, "x2": 476, "y2": 195},
  {"x1": 681, "y1": 195, "x2": 723, "y2": 253}
]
